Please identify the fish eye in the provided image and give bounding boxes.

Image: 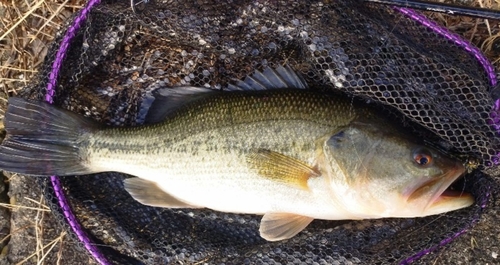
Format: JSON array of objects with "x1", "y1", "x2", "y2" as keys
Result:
[{"x1": 413, "y1": 148, "x2": 433, "y2": 167}]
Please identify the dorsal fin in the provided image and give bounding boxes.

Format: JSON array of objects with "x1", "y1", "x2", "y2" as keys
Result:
[
  {"x1": 140, "y1": 86, "x2": 216, "y2": 124},
  {"x1": 138, "y1": 65, "x2": 307, "y2": 124},
  {"x1": 226, "y1": 64, "x2": 308, "y2": 91}
]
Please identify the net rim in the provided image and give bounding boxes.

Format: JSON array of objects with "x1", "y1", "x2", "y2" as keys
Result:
[
  {"x1": 44, "y1": 0, "x2": 111, "y2": 264},
  {"x1": 396, "y1": 7, "x2": 495, "y2": 263},
  {"x1": 41, "y1": 2, "x2": 497, "y2": 264}
]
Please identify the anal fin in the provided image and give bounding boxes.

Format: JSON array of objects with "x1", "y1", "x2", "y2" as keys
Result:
[
  {"x1": 247, "y1": 149, "x2": 320, "y2": 190},
  {"x1": 259, "y1": 213, "x2": 314, "y2": 241},
  {"x1": 124, "y1": 178, "x2": 199, "y2": 208}
]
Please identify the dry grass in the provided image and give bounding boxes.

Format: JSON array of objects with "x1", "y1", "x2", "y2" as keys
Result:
[
  {"x1": 0, "y1": 0, "x2": 85, "y2": 119},
  {"x1": 8, "y1": 194, "x2": 61, "y2": 265},
  {"x1": 0, "y1": 176, "x2": 64, "y2": 265},
  {"x1": 0, "y1": 0, "x2": 500, "y2": 264},
  {"x1": 425, "y1": 0, "x2": 500, "y2": 67},
  {"x1": 14, "y1": 231, "x2": 66, "y2": 265},
  {"x1": 0, "y1": 1, "x2": 84, "y2": 264}
]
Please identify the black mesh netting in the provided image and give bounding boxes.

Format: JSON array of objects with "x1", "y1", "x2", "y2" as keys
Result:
[{"x1": 14, "y1": 0, "x2": 500, "y2": 264}]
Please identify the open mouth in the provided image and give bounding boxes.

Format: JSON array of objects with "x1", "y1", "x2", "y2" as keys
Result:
[
  {"x1": 429, "y1": 178, "x2": 474, "y2": 212},
  {"x1": 440, "y1": 186, "x2": 469, "y2": 197},
  {"x1": 407, "y1": 165, "x2": 474, "y2": 215}
]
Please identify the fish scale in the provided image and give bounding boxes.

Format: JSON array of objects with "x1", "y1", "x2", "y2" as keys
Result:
[{"x1": 87, "y1": 91, "x2": 353, "y2": 190}]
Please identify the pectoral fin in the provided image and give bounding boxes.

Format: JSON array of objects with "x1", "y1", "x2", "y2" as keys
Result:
[
  {"x1": 247, "y1": 149, "x2": 320, "y2": 190},
  {"x1": 124, "y1": 178, "x2": 199, "y2": 208},
  {"x1": 259, "y1": 213, "x2": 314, "y2": 241}
]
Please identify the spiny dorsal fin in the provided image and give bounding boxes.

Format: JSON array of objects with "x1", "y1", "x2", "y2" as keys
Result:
[
  {"x1": 124, "y1": 178, "x2": 200, "y2": 208},
  {"x1": 141, "y1": 86, "x2": 217, "y2": 124},
  {"x1": 139, "y1": 65, "x2": 307, "y2": 124},
  {"x1": 259, "y1": 213, "x2": 314, "y2": 241},
  {"x1": 226, "y1": 64, "x2": 308, "y2": 91},
  {"x1": 247, "y1": 149, "x2": 320, "y2": 190}
]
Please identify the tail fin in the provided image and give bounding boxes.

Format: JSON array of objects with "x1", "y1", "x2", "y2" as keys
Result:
[{"x1": 0, "y1": 97, "x2": 101, "y2": 176}]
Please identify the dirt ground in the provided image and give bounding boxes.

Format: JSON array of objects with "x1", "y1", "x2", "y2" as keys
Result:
[{"x1": 0, "y1": 0, "x2": 499, "y2": 264}]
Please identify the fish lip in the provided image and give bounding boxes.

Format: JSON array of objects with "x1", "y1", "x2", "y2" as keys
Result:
[
  {"x1": 425, "y1": 164, "x2": 469, "y2": 210},
  {"x1": 407, "y1": 162, "x2": 470, "y2": 211}
]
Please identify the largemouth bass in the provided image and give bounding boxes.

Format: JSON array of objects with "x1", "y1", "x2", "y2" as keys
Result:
[{"x1": 0, "y1": 66, "x2": 473, "y2": 241}]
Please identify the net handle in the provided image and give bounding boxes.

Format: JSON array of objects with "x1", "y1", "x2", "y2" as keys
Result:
[{"x1": 366, "y1": 0, "x2": 500, "y2": 20}]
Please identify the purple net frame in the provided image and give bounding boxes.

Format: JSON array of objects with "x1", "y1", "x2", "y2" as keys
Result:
[
  {"x1": 397, "y1": 6, "x2": 500, "y2": 166},
  {"x1": 396, "y1": 7, "x2": 494, "y2": 264},
  {"x1": 44, "y1": 0, "x2": 111, "y2": 264},
  {"x1": 396, "y1": 7, "x2": 497, "y2": 87},
  {"x1": 42, "y1": 2, "x2": 495, "y2": 265}
]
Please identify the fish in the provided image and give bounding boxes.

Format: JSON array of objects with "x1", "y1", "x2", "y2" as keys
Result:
[{"x1": 0, "y1": 65, "x2": 474, "y2": 241}]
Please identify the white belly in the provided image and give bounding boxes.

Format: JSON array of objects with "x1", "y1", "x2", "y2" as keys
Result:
[{"x1": 116, "y1": 154, "x2": 353, "y2": 221}]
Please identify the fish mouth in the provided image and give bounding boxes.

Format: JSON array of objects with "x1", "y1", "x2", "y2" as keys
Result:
[{"x1": 407, "y1": 164, "x2": 474, "y2": 215}]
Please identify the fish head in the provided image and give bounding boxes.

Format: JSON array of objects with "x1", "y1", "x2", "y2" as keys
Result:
[{"x1": 322, "y1": 117, "x2": 474, "y2": 218}]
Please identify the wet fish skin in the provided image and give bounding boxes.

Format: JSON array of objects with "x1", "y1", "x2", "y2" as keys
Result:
[
  {"x1": 0, "y1": 66, "x2": 474, "y2": 241},
  {"x1": 86, "y1": 89, "x2": 357, "y2": 175}
]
